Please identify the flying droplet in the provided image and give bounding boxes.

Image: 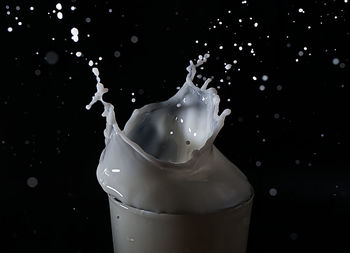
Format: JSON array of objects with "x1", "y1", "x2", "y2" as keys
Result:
[
  {"x1": 57, "y1": 12, "x2": 63, "y2": 19},
  {"x1": 27, "y1": 177, "x2": 38, "y2": 188},
  {"x1": 225, "y1": 64, "x2": 232, "y2": 70},
  {"x1": 269, "y1": 188, "x2": 278, "y2": 196},
  {"x1": 131, "y1": 35, "x2": 138, "y2": 43},
  {"x1": 71, "y1": 27, "x2": 79, "y2": 42},
  {"x1": 45, "y1": 51, "x2": 59, "y2": 65}
]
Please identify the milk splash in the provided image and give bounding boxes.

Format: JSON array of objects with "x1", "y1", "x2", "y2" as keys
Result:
[
  {"x1": 86, "y1": 67, "x2": 120, "y2": 144},
  {"x1": 86, "y1": 54, "x2": 251, "y2": 213},
  {"x1": 86, "y1": 54, "x2": 230, "y2": 161}
]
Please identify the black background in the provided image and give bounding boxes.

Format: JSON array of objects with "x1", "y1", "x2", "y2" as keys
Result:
[{"x1": 2, "y1": 0, "x2": 349, "y2": 252}]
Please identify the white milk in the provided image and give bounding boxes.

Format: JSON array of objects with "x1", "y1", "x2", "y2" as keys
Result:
[{"x1": 86, "y1": 54, "x2": 251, "y2": 214}]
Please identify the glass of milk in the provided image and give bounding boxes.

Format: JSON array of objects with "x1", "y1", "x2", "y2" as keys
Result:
[{"x1": 87, "y1": 54, "x2": 254, "y2": 253}]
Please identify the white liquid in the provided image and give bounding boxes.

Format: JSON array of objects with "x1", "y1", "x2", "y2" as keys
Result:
[
  {"x1": 225, "y1": 64, "x2": 232, "y2": 70},
  {"x1": 57, "y1": 12, "x2": 63, "y2": 19},
  {"x1": 87, "y1": 54, "x2": 251, "y2": 213},
  {"x1": 71, "y1": 27, "x2": 79, "y2": 42}
]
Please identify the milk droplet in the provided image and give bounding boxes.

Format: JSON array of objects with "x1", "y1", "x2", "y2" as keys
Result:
[
  {"x1": 88, "y1": 60, "x2": 94, "y2": 66},
  {"x1": 269, "y1": 188, "x2": 278, "y2": 196},
  {"x1": 332, "y1": 58, "x2": 340, "y2": 65},
  {"x1": 76, "y1": 51, "x2": 82, "y2": 57},
  {"x1": 57, "y1": 12, "x2": 63, "y2": 19},
  {"x1": 262, "y1": 75, "x2": 269, "y2": 81},
  {"x1": 27, "y1": 177, "x2": 38, "y2": 188},
  {"x1": 131, "y1": 35, "x2": 138, "y2": 43},
  {"x1": 45, "y1": 51, "x2": 59, "y2": 65},
  {"x1": 225, "y1": 64, "x2": 232, "y2": 70},
  {"x1": 259, "y1": 85, "x2": 265, "y2": 91},
  {"x1": 71, "y1": 28, "x2": 79, "y2": 35},
  {"x1": 56, "y1": 3, "x2": 62, "y2": 10},
  {"x1": 71, "y1": 27, "x2": 79, "y2": 42},
  {"x1": 92, "y1": 67, "x2": 99, "y2": 77},
  {"x1": 7, "y1": 27, "x2": 13, "y2": 32}
]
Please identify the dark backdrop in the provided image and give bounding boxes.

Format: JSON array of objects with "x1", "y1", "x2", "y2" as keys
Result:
[{"x1": 2, "y1": 0, "x2": 349, "y2": 252}]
